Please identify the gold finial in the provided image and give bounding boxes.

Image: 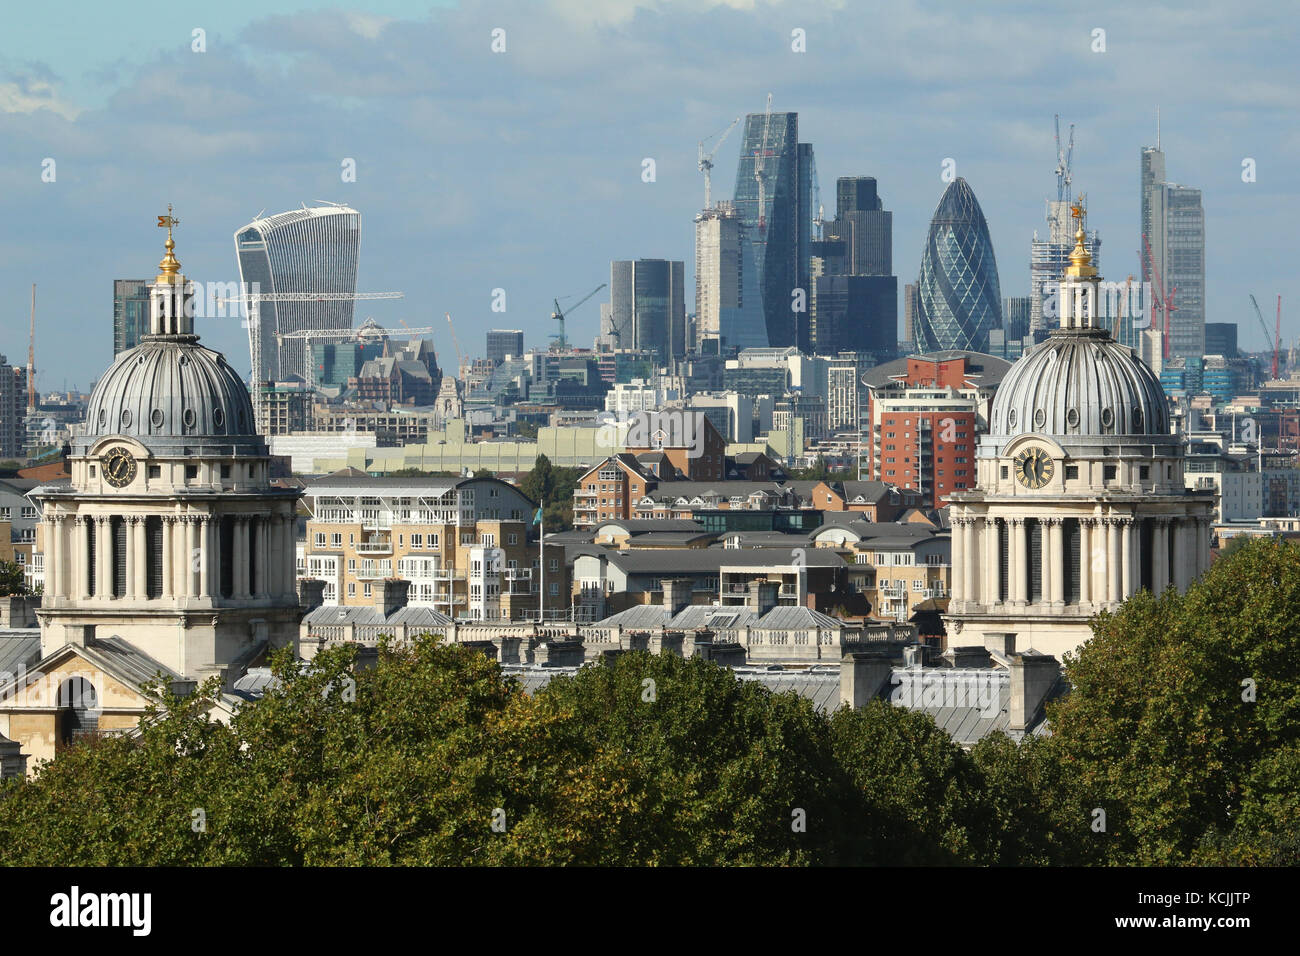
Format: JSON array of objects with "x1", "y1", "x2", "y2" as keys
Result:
[
  {"x1": 156, "y1": 204, "x2": 182, "y2": 284},
  {"x1": 1065, "y1": 194, "x2": 1097, "y2": 278}
]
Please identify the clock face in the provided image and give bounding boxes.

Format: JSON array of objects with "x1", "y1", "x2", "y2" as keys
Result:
[
  {"x1": 101, "y1": 447, "x2": 137, "y2": 488},
  {"x1": 1013, "y1": 447, "x2": 1054, "y2": 489}
]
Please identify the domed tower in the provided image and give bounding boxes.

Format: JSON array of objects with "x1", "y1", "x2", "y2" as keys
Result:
[
  {"x1": 944, "y1": 201, "x2": 1215, "y2": 659},
  {"x1": 32, "y1": 211, "x2": 304, "y2": 684}
]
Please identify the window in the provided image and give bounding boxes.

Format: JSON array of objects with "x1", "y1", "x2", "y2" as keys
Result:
[
  {"x1": 21, "y1": 506, "x2": 36, "y2": 519},
  {"x1": 1104, "y1": 465, "x2": 1117, "y2": 481},
  {"x1": 148, "y1": 465, "x2": 161, "y2": 479},
  {"x1": 508, "y1": 533, "x2": 518, "y2": 545},
  {"x1": 481, "y1": 533, "x2": 495, "y2": 546},
  {"x1": 314, "y1": 532, "x2": 326, "y2": 548},
  {"x1": 0, "y1": 508, "x2": 8, "y2": 520},
  {"x1": 549, "y1": 559, "x2": 559, "y2": 571},
  {"x1": 549, "y1": 582, "x2": 559, "y2": 596},
  {"x1": 331, "y1": 532, "x2": 343, "y2": 548},
  {"x1": 185, "y1": 465, "x2": 198, "y2": 481},
  {"x1": 363, "y1": 584, "x2": 372, "y2": 597},
  {"x1": 411, "y1": 533, "x2": 423, "y2": 549},
  {"x1": 1140, "y1": 466, "x2": 1150, "y2": 480},
  {"x1": 1066, "y1": 465, "x2": 1079, "y2": 480},
  {"x1": 1000, "y1": 466, "x2": 1009, "y2": 479},
  {"x1": 912, "y1": 580, "x2": 924, "y2": 592},
  {"x1": 220, "y1": 464, "x2": 231, "y2": 479},
  {"x1": 461, "y1": 533, "x2": 474, "y2": 545}
]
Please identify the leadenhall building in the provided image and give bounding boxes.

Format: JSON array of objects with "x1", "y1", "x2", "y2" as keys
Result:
[
  {"x1": 0, "y1": 214, "x2": 301, "y2": 768},
  {"x1": 945, "y1": 203, "x2": 1215, "y2": 659}
]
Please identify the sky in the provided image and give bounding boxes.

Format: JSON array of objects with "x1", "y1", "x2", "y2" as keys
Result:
[{"x1": 2, "y1": 0, "x2": 1297, "y2": 391}]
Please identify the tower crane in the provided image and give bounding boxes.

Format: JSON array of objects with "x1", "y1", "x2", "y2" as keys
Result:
[
  {"x1": 444, "y1": 311, "x2": 465, "y2": 377},
  {"x1": 754, "y1": 93, "x2": 774, "y2": 234},
  {"x1": 698, "y1": 117, "x2": 740, "y2": 210},
  {"x1": 1054, "y1": 114, "x2": 1075, "y2": 202},
  {"x1": 1141, "y1": 233, "x2": 1177, "y2": 361},
  {"x1": 27, "y1": 284, "x2": 36, "y2": 412},
  {"x1": 551, "y1": 283, "x2": 606, "y2": 350},
  {"x1": 1249, "y1": 294, "x2": 1279, "y2": 380}
]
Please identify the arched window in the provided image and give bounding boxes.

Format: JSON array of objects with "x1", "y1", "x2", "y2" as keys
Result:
[{"x1": 58, "y1": 677, "x2": 99, "y2": 746}]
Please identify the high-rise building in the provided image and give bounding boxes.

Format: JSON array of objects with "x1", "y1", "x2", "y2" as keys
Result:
[
  {"x1": 915, "y1": 178, "x2": 1003, "y2": 353},
  {"x1": 607, "y1": 259, "x2": 686, "y2": 365},
  {"x1": 233, "y1": 204, "x2": 361, "y2": 384},
  {"x1": 1205, "y1": 322, "x2": 1238, "y2": 358},
  {"x1": 809, "y1": 177, "x2": 897, "y2": 359},
  {"x1": 486, "y1": 330, "x2": 524, "y2": 365},
  {"x1": 903, "y1": 282, "x2": 919, "y2": 348},
  {"x1": 732, "y1": 110, "x2": 814, "y2": 350},
  {"x1": 694, "y1": 202, "x2": 761, "y2": 352},
  {"x1": 1140, "y1": 141, "x2": 1205, "y2": 360},
  {"x1": 112, "y1": 280, "x2": 151, "y2": 357},
  {"x1": 0, "y1": 355, "x2": 27, "y2": 459},
  {"x1": 1030, "y1": 200, "x2": 1100, "y2": 334}
]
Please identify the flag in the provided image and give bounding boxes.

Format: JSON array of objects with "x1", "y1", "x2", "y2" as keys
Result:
[{"x1": 533, "y1": 507, "x2": 544, "y2": 525}]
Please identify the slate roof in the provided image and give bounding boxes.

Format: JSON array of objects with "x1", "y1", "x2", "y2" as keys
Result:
[
  {"x1": 733, "y1": 667, "x2": 843, "y2": 712},
  {"x1": 0, "y1": 630, "x2": 41, "y2": 678},
  {"x1": 595, "y1": 519, "x2": 705, "y2": 534},
  {"x1": 303, "y1": 604, "x2": 455, "y2": 628}
]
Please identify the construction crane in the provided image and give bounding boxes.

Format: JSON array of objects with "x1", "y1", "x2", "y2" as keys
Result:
[
  {"x1": 444, "y1": 311, "x2": 465, "y2": 377},
  {"x1": 551, "y1": 283, "x2": 606, "y2": 350},
  {"x1": 26, "y1": 287, "x2": 35, "y2": 416},
  {"x1": 1249, "y1": 294, "x2": 1280, "y2": 380},
  {"x1": 754, "y1": 93, "x2": 774, "y2": 233},
  {"x1": 218, "y1": 289, "x2": 404, "y2": 397},
  {"x1": 1054, "y1": 114, "x2": 1075, "y2": 202},
  {"x1": 1141, "y1": 233, "x2": 1177, "y2": 361},
  {"x1": 697, "y1": 116, "x2": 740, "y2": 210},
  {"x1": 275, "y1": 318, "x2": 434, "y2": 387}
]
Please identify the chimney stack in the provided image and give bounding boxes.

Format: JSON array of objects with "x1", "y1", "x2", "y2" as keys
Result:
[
  {"x1": 661, "y1": 578, "x2": 693, "y2": 617},
  {"x1": 1009, "y1": 652, "x2": 1060, "y2": 732},
  {"x1": 375, "y1": 578, "x2": 411, "y2": 618},
  {"x1": 747, "y1": 580, "x2": 780, "y2": 615},
  {"x1": 840, "y1": 646, "x2": 896, "y2": 709},
  {"x1": 298, "y1": 579, "x2": 327, "y2": 612}
]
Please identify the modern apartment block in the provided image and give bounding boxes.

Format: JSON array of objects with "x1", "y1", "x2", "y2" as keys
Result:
[
  {"x1": 862, "y1": 352, "x2": 1013, "y2": 508},
  {"x1": 112, "y1": 279, "x2": 151, "y2": 357},
  {"x1": 607, "y1": 259, "x2": 687, "y2": 364},
  {"x1": 234, "y1": 204, "x2": 361, "y2": 384},
  {"x1": 297, "y1": 474, "x2": 568, "y2": 621}
]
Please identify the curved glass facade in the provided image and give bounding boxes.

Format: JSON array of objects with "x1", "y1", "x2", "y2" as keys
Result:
[
  {"x1": 916, "y1": 178, "x2": 1002, "y2": 353},
  {"x1": 234, "y1": 205, "x2": 361, "y2": 383}
]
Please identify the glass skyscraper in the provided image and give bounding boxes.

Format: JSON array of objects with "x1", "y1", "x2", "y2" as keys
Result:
[
  {"x1": 1140, "y1": 144, "x2": 1205, "y2": 361},
  {"x1": 915, "y1": 178, "x2": 1003, "y2": 353},
  {"x1": 112, "y1": 279, "x2": 151, "y2": 357},
  {"x1": 608, "y1": 259, "x2": 686, "y2": 365},
  {"x1": 732, "y1": 110, "x2": 814, "y2": 351},
  {"x1": 233, "y1": 204, "x2": 361, "y2": 384}
]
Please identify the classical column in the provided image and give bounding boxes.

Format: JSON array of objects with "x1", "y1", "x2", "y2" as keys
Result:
[
  {"x1": 44, "y1": 516, "x2": 59, "y2": 599},
  {"x1": 254, "y1": 517, "x2": 268, "y2": 598},
  {"x1": 1174, "y1": 519, "x2": 1191, "y2": 593},
  {"x1": 199, "y1": 515, "x2": 212, "y2": 598},
  {"x1": 954, "y1": 518, "x2": 967, "y2": 604},
  {"x1": 186, "y1": 516, "x2": 199, "y2": 598},
  {"x1": 1199, "y1": 517, "x2": 1212, "y2": 576},
  {"x1": 161, "y1": 516, "x2": 173, "y2": 599},
  {"x1": 95, "y1": 515, "x2": 110, "y2": 598},
  {"x1": 74, "y1": 516, "x2": 90, "y2": 599},
  {"x1": 1152, "y1": 518, "x2": 1168, "y2": 594},
  {"x1": 1079, "y1": 519, "x2": 1092, "y2": 604},
  {"x1": 1047, "y1": 518, "x2": 1065, "y2": 605},
  {"x1": 234, "y1": 517, "x2": 248, "y2": 599},
  {"x1": 1120, "y1": 517, "x2": 1135, "y2": 600},
  {"x1": 133, "y1": 515, "x2": 148, "y2": 598},
  {"x1": 1107, "y1": 518, "x2": 1122, "y2": 604},
  {"x1": 120, "y1": 517, "x2": 136, "y2": 599},
  {"x1": 1012, "y1": 518, "x2": 1028, "y2": 606},
  {"x1": 985, "y1": 516, "x2": 1000, "y2": 606}
]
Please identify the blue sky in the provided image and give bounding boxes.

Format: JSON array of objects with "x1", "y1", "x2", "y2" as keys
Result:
[{"x1": 2, "y1": 0, "x2": 1297, "y2": 390}]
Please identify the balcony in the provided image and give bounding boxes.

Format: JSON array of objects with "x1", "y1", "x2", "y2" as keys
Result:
[
  {"x1": 356, "y1": 538, "x2": 393, "y2": 554},
  {"x1": 879, "y1": 586, "x2": 905, "y2": 599},
  {"x1": 353, "y1": 561, "x2": 393, "y2": 580}
]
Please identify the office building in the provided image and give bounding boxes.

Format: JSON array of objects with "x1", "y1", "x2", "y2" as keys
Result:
[
  {"x1": 486, "y1": 330, "x2": 525, "y2": 366},
  {"x1": 112, "y1": 280, "x2": 151, "y2": 357},
  {"x1": 607, "y1": 259, "x2": 686, "y2": 364},
  {"x1": 903, "y1": 282, "x2": 919, "y2": 349},
  {"x1": 695, "y1": 202, "x2": 764, "y2": 352},
  {"x1": 0, "y1": 356, "x2": 26, "y2": 460},
  {"x1": 809, "y1": 177, "x2": 898, "y2": 359},
  {"x1": 732, "y1": 109, "x2": 814, "y2": 350},
  {"x1": 1140, "y1": 141, "x2": 1205, "y2": 360},
  {"x1": 915, "y1": 178, "x2": 1003, "y2": 353},
  {"x1": 233, "y1": 204, "x2": 361, "y2": 384},
  {"x1": 1204, "y1": 322, "x2": 1238, "y2": 358}
]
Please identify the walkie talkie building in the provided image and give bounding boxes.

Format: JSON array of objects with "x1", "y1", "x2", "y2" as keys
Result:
[
  {"x1": 233, "y1": 204, "x2": 361, "y2": 385},
  {"x1": 915, "y1": 178, "x2": 1003, "y2": 353}
]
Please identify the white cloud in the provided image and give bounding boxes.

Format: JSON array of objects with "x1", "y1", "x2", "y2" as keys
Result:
[{"x1": 0, "y1": 78, "x2": 81, "y2": 120}]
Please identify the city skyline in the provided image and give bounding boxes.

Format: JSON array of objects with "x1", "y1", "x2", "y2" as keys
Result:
[{"x1": 1, "y1": 0, "x2": 1295, "y2": 390}]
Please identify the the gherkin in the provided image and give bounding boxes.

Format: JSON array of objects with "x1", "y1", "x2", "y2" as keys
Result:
[{"x1": 915, "y1": 178, "x2": 1003, "y2": 352}]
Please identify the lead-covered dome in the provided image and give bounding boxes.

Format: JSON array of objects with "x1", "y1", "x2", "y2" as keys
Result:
[
  {"x1": 990, "y1": 327, "x2": 1169, "y2": 438},
  {"x1": 83, "y1": 336, "x2": 256, "y2": 441}
]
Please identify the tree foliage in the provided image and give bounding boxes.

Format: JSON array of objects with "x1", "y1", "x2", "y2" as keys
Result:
[
  {"x1": 0, "y1": 560, "x2": 29, "y2": 596},
  {"x1": 519, "y1": 453, "x2": 581, "y2": 530}
]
